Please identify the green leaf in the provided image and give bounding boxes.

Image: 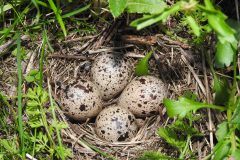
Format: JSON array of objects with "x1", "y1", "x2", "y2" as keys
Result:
[
  {"x1": 108, "y1": 0, "x2": 127, "y2": 18},
  {"x1": 227, "y1": 19, "x2": 240, "y2": 41},
  {"x1": 40, "y1": 91, "x2": 48, "y2": 104},
  {"x1": 231, "y1": 98, "x2": 240, "y2": 128},
  {"x1": 35, "y1": 72, "x2": 41, "y2": 81},
  {"x1": 0, "y1": 3, "x2": 14, "y2": 15},
  {"x1": 36, "y1": 86, "x2": 43, "y2": 97},
  {"x1": 164, "y1": 97, "x2": 225, "y2": 118},
  {"x1": 171, "y1": 120, "x2": 201, "y2": 136},
  {"x1": 27, "y1": 100, "x2": 39, "y2": 107},
  {"x1": 127, "y1": 0, "x2": 167, "y2": 14},
  {"x1": 139, "y1": 151, "x2": 175, "y2": 160},
  {"x1": 55, "y1": 145, "x2": 72, "y2": 159},
  {"x1": 215, "y1": 41, "x2": 236, "y2": 68},
  {"x1": 204, "y1": 0, "x2": 236, "y2": 44},
  {"x1": 231, "y1": 150, "x2": 240, "y2": 160},
  {"x1": 0, "y1": 139, "x2": 18, "y2": 154},
  {"x1": 25, "y1": 75, "x2": 35, "y2": 83},
  {"x1": 130, "y1": 3, "x2": 181, "y2": 30},
  {"x1": 182, "y1": 91, "x2": 198, "y2": 101},
  {"x1": 212, "y1": 140, "x2": 230, "y2": 160},
  {"x1": 213, "y1": 75, "x2": 230, "y2": 105},
  {"x1": 215, "y1": 121, "x2": 229, "y2": 141},
  {"x1": 52, "y1": 121, "x2": 68, "y2": 129},
  {"x1": 62, "y1": 4, "x2": 91, "y2": 18},
  {"x1": 157, "y1": 127, "x2": 185, "y2": 149},
  {"x1": 29, "y1": 69, "x2": 39, "y2": 76},
  {"x1": 185, "y1": 16, "x2": 200, "y2": 37},
  {"x1": 135, "y1": 51, "x2": 153, "y2": 76},
  {"x1": 27, "y1": 88, "x2": 37, "y2": 99},
  {"x1": 48, "y1": 0, "x2": 67, "y2": 37}
]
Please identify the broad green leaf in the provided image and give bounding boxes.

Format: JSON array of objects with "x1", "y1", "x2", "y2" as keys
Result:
[
  {"x1": 213, "y1": 75, "x2": 230, "y2": 105},
  {"x1": 0, "y1": 3, "x2": 14, "y2": 15},
  {"x1": 215, "y1": 121, "x2": 229, "y2": 141},
  {"x1": 215, "y1": 41, "x2": 236, "y2": 68},
  {"x1": 157, "y1": 127, "x2": 185, "y2": 149},
  {"x1": 231, "y1": 150, "x2": 240, "y2": 160},
  {"x1": 204, "y1": 0, "x2": 236, "y2": 44},
  {"x1": 164, "y1": 97, "x2": 225, "y2": 118},
  {"x1": 135, "y1": 51, "x2": 153, "y2": 76},
  {"x1": 108, "y1": 0, "x2": 127, "y2": 18},
  {"x1": 29, "y1": 69, "x2": 39, "y2": 76},
  {"x1": 130, "y1": 3, "x2": 181, "y2": 30},
  {"x1": 227, "y1": 19, "x2": 240, "y2": 41},
  {"x1": 212, "y1": 140, "x2": 230, "y2": 160},
  {"x1": 25, "y1": 75, "x2": 35, "y2": 83},
  {"x1": 185, "y1": 16, "x2": 200, "y2": 37},
  {"x1": 127, "y1": 0, "x2": 167, "y2": 14},
  {"x1": 35, "y1": 71, "x2": 41, "y2": 80}
]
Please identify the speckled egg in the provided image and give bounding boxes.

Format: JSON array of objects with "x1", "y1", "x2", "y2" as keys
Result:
[
  {"x1": 95, "y1": 105, "x2": 138, "y2": 142},
  {"x1": 59, "y1": 79, "x2": 103, "y2": 121},
  {"x1": 118, "y1": 76, "x2": 167, "y2": 117},
  {"x1": 91, "y1": 53, "x2": 132, "y2": 100}
]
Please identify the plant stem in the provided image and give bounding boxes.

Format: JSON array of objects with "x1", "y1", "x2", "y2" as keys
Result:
[
  {"x1": 38, "y1": 98, "x2": 55, "y2": 148},
  {"x1": 39, "y1": 31, "x2": 46, "y2": 88},
  {"x1": 80, "y1": 139, "x2": 117, "y2": 160},
  {"x1": 206, "y1": 103, "x2": 226, "y2": 111},
  {"x1": 16, "y1": 32, "x2": 25, "y2": 158},
  {"x1": 179, "y1": 134, "x2": 191, "y2": 159},
  {"x1": 32, "y1": 128, "x2": 37, "y2": 159},
  {"x1": 227, "y1": 47, "x2": 238, "y2": 154},
  {"x1": 47, "y1": 79, "x2": 65, "y2": 160}
]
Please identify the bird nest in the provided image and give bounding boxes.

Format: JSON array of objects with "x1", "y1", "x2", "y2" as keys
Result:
[{"x1": 0, "y1": 22, "x2": 224, "y2": 159}]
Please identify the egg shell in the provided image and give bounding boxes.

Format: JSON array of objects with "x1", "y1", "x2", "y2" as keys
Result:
[
  {"x1": 118, "y1": 75, "x2": 167, "y2": 117},
  {"x1": 91, "y1": 53, "x2": 132, "y2": 100},
  {"x1": 95, "y1": 105, "x2": 138, "y2": 142},
  {"x1": 60, "y1": 79, "x2": 102, "y2": 121}
]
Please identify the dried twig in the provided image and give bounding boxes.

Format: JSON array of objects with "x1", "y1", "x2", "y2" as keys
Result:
[{"x1": 202, "y1": 51, "x2": 214, "y2": 150}]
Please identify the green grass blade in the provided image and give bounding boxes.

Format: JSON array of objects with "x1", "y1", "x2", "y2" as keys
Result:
[
  {"x1": 39, "y1": 31, "x2": 46, "y2": 87},
  {"x1": 44, "y1": 28, "x2": 54, "y2": 52},
  {"x1": 16, "y1": 32, "x2": 24, "y2": 158},
  {"x1": 31, "y1": 0, "x2": 41, "y2": 22},
  {"x1": 0, "y1": 4, "x2": 30, "y2": 45},
  {"x1": 47, "y1": 80, "x2": 65, "y2": 160},
  {"x1": 80, "y1": 139, "x2": 116, "y2": 160},
  {"x1": 47, "y1": 0, "x2": 67, "y2": 37},
  {"x1": 35, "y1": 0, "x2": 49, "y2": 8},
  {"x1": 62, "y1": 4, "x2": 91, "y2": 18}
]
